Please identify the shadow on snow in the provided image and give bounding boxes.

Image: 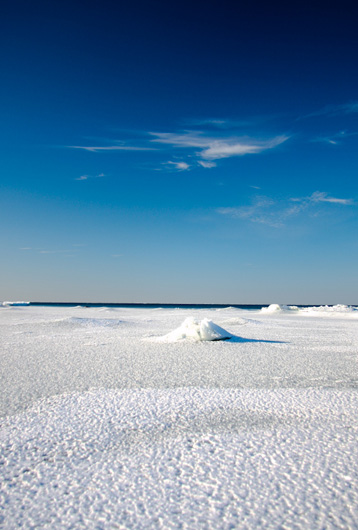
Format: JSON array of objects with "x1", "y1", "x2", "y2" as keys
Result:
[{"x1": 228, "y1": 336, "x2": 287, "y2": 344}]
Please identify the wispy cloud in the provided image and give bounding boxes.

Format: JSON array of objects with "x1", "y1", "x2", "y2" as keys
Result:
[
  {"x1": 185, "y1": 118, "x2": 228, "y2": 127},
  {"x1": 183, "y1": 118, "x2": 255, "y2": 129},
  {"x1": 166, "y1": 161, "x2": 190, "y2": 171},
  {"x1": 183, "y1": 115, "x2": 281, "y2": 130},
  {"x1": 217, "y1": 191, "x2": 354, "y2": 228},
  {"x1": 312, "y1": 130, "x2": 358, "y2": 145},
  {"x1": 217, "y1": 197, "x2": 282, "y2": 227},
  {"x1": 201, "y1": 136, "x2": 288, "y2": 160},
  {"x1": 65, "y1": 120, "x2": 288, "y2": 172},
  {"x1": 75, "y1": 173, "x2": 105, "y2": 181},
  {"x1": 150, "y1": 131, "x2": 289, "y2": 162},
  {"x1": 198, "y1": 160, "x2": 216, "y2": 168},
  {"x1": 69, "y1": 145, "x2": 156, "y2": 152},
  {"x1": 299, "y1": 101, "x2": 358, "y2": 120},
  {"x1": 291, "y1": 191, "x2": 354, "y2": 205}
]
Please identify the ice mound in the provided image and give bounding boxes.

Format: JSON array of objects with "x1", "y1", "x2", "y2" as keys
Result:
[
  {"x1": 261, "y1": 304, "x2": 358, "y2": 316},
  {"x1": 261, "y1": 304, "x2": 299, "y2": 313},
  {"x1": 161, "y1": 317, "x2": 232, "y2": 342},
  {"x1": 300, "y1": 304, "x2": 357, "y2": 314},
  {"x1": 1, "y1": 301, "x2": 30, "y2": 307}
]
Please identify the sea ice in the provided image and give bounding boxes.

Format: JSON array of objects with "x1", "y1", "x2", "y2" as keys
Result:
[
  {"x1": 261, "y1": 303, "x2": 357, "y2": 316},
  {"x1": 1, "y1": 305, "x2": 358, "y2": 529},
  {"x1": 261, "y1": 303, "x2": 298, "y2": 313}
]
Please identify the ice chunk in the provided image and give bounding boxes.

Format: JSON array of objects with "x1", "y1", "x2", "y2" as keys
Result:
[
  {"x1": 161, "y1": 317, "x2": 232, "y2": 342},
  {"x1": 261, "y1": 304, "x2": 299, "y2": 313},
  {"x1": 261, "y1": 304, "x2": 284, "y2": 313},
  {"x1": 1, "y1": 301, "x2": 30, "y2": 307},
  {"x1": 261, "y1": 303, "x2": 357, "y2": 316},
  {"x1": 301, "y1": 304, "x2": 356, "y2": 313}
]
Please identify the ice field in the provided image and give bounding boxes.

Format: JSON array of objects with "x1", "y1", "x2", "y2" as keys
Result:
[{"x1": 1, "y1": 304, "x2": 358, "y2": 528}]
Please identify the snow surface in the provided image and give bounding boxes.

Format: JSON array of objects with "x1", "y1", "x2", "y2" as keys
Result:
[{"x1": 1, "y1": 305, "x2": 358, "y2": 529}]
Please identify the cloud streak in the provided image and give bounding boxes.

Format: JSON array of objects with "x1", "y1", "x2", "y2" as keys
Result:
[
  {"x1": 217, "y1": 191, "x2": 354, "y2": 227},
  {"x1": 150, "y1": 131, "x2": 288, "y2": 162},
  {"x1": 312, "y1": 130, "x2": 358, "y2": 145},
  {"x1": 166, "y1": 161, "x2": 190, "y2": 171},
  {"x1": 69, "y1": 145, "x2": 156, "y2": 152},
  {"x1": 217, "y1": 197, "x2": 283, "y2": 227},
  {"x1": 299, "y1": 101, "x2": 358, "y2": 120},
  {"x1": 198, "y1": 160, "x2": 216, "y2": 168},
  {"x1": 75, "y1": 173, "x2": 105, "y2": 181},
  {"x1": 292, "y1": 191, "x2": 354, "y2": 206}
]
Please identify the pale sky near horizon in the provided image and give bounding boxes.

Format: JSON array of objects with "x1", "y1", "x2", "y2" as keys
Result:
[{"x1": 1, "y1": 0, "x2": 358, "y2": 304}]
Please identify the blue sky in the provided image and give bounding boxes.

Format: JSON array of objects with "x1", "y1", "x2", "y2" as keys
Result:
[{"x1": 1, "y1": 0, "x2": 358, "y2": 303}]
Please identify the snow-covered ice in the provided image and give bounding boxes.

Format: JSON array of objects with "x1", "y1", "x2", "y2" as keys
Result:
[{"x1": 1, "y1": 304, "x2": 358, "y2": 529}]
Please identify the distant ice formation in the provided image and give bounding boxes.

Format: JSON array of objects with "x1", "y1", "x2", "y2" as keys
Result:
[
  {"x1": 261, "y1": 304, "x2": 298, "y2": 313},
  {"x1": 1, "y1": 301, "x2": 30, "y2": 307},
  {"x1": 261, "y1": 303, "x2": 357, "y2": 315},
  {"x1": 161, "y1": 317, "x2": 232, "y2": 342}
]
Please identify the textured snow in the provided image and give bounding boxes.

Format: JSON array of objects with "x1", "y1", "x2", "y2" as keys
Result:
[{"x1": 1, "y1": 305, "x2": 358, "y2": 529}]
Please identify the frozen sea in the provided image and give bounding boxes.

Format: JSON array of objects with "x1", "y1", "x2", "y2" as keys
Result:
[{"x1": 1, "y1": 304, "x2": 358, "y2": 529}]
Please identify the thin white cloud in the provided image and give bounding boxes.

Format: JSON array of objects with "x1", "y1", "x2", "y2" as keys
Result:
[
  {"x1": 150, "y1": 132, "x2": 289, "y2": 161},
  {"x1": 299, "y1": 101, "x2": 358, "y2": 120},
  {"x1": 217, "y1": 197, "x2": 282, "y2": 227},
  {"x1": 186, "y1": 118, "x2": 228, "y2": 127},
  {"x1": 198, "y1": 160, "x2": 216, "y2": 168},
  {"x1": 217, "y1": 191, "x2": 354, "y2": 228},
  {"x1": 201, "y1": 136, "x2": 288, "y2": 160},
  {"x1": 69, "y1": 145, "x2": 156, "y2": 152},
  {"x1": 310, "y1": 191, "x2": 353, "y2": 205},
  {"x1": 183, "y1": 116, "x2": 276, "y2": 129},
  {"x1": 312, "y1": 130, "x2": 358, "y2": 145},
  {"x1": 151, "y1": 132, "x2": 209, "y2": 149},
  {"x1": 75, "y1": 173, "x2": 105, "y2": 181},
  {"x1": 292, "y1": 191, "x2": 354, "y2": 205},
  {"x1": 166, "y1": 161, "x2": 190, "y2": 171}
]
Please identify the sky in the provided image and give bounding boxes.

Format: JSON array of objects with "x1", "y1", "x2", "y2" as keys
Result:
[{"x1": 1, "y1": 0, "x2": 358, "y2": 304}]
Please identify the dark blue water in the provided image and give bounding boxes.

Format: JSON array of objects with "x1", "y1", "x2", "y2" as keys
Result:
[{"x1": 30, "y1": 302, "x2": 266, "y2": 310}]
